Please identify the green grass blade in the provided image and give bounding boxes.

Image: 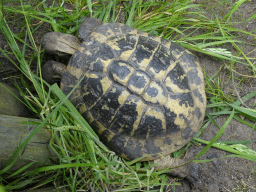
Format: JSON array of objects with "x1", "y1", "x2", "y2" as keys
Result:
[
  {"x1": 194, "y1": 138, "x2": 256, "y2": 161},
  {"x1": 247, "y1": 12, "x2": 256, "y2": 21},
  {"x1": 87, "y1": 0, "x2": 93, "y2": 17},
  {"x1": 195, "y1": 110, "x2": 235, "y2": 159},
  {"x1": 125, "y1": 0, "x2": 138, "y2": 27},
  {"x1": 228, "y1": 103, "x2": 256, "y2": 121},
  {"x1": 223, "y1": 0, "x2": 247, "y2": 22}
]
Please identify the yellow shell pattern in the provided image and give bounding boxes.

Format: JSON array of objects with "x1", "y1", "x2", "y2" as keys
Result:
[{"x1": 60, "y1": 22, "x2": 206, "y2": 161}]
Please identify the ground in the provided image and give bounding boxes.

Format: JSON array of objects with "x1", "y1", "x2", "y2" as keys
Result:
[
  {"x1": 166, "y1": 1, "x2": 256, "y2": 190},
  {"x1": 0, "y1": 0, "x2": 255, "y2": 191}
]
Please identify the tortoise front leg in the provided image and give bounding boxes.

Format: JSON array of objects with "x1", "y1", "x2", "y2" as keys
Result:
[{"x1": 42, "y1": 61, "x2": 67, "y2": 84}]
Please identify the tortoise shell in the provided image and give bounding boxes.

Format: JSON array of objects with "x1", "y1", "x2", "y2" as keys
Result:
[{"x1": 61, "y1": 21, "x2": 206, "y2": 161}]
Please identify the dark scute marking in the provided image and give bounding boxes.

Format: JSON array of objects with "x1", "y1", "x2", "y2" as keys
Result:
[
  {"x1": 160, "y1": 38, "x2": 169, "y2": 45},
  {"x1": 163, "y1": 107, "x2": 180, "y2": 133},
  {"x1": 179, "y1": 51, "x2": 198, "y2": 69},
  {"x1": 81, "y1": 41, "x2": 114, "y2": 66},
  {"x1": 109, "y1": 96, "x2": 140, "y2": 135},
  {"x1": 102, "y1": 132, "x2": 125, "y2": 156},
  {"x1": 70, "y1": 96, "x2": 84, "y2": 111},
  {"x1": 129, "y1": 71, "x2": 150, "y2": 89},
  {"x1": 61, "y1": 71, "x2": 79, "y2": 95},
  {"x1": 139, "y1": 36, "x2": 159, "y2": 52},
  {"x1": 145, "y1": 81, "x2": 167, "y2": 99},
  {"x1": 116, "y1": 35, "x2": 136, "y2": 52},
  {"x1": 194, "y1": 107, "x2": 202, "y2": 119},
  {"x1": 126, "y1": 34, "x2": 137, "y2": 44},
  {"x1": 90, "y1": 85, "x2": 125, "y2": 127},
  {"x1": 181, "y1": 127, "x2": 192, "y2": 140},
  {"x1": 78, "y1": 17, "x2": 103, "y2": 41},
  {"x1": 134, "y1": 112, "x2": 164, "y2": 139},
  {"x1": 193, "y1": 89, "x2": 204, "y2": 103},
  {"x1": 89, "y1": 121, "x2": 101, "y2": 133},
  {"x1": 147, "y1": 34, "x2": 156, "y2": 38},
  {"x1": 91, "y1": 60, "x2": 104, "y2": 72},
  {"x1": 81, "y1": 73, "x2": 105, "y2": 108},
  {"x1": 109, "y1": 61, "x2": 133, "y2": 81},
  {"x1": 98, "y1": 44, "x2": 115, "y2": 60},
  {"x1": 133, "y1": 36, "x2": 159, "y2": 64},
  {"x1": 178, "y1": 113, "x2": 191, "y2": 130},
  {"x1": 146, "y1": 86, "x2": 158, "y2": 97},
  {"x1": 100, "y1": 129, "x2": 112, "y2": 144},
  {"x1": 69, "y1": 52, "x2": 88, "y2": 71},
  {"x1": 121, "y1": 25, "x2": 141, "y2": 35},
  {"x1": 94, "y1": 24, "x2": 113, "y2": 36},
  {"x1": 106, "y1": 22, "x2": 122, "y2": 35},
  {"x1": 61, "y1": 72, "x2": 84, "y2": 108},
  {"x1": 82, "y1": 37, "x2": 100, "y2": 49},
  {"x1": 144, "y1": 139, "x2": 162, "y2": 154},
  {"x1": 170, "y1": 92, "x2": 194, "y2": 108},
  {"x1": 187, "y1": 68, "x2": 202, "y2": 85},
  {"x1": 165, "y1": 63, "x2": 190, "y2": 91},
  {"x1": 81, "y1": 111, "x2": 93, "y2": 124},
  {"x1": 148, "y1": 45, "x2": 175, "y2": 74},
  {"x1": 90, "y1": 123, "x2": 127, "y2": 158},
  {"x1": 122, "y1": 138, "x2": 143, "y2": 160},
  {"x1": 164, "y1": 137, "x2": 172, "y2": 145},
  {"x1": 169, "y1": 42, "x2": 186, "y2": 53}
]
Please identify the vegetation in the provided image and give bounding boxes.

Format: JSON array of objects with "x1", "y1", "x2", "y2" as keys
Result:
[{"x1": 0, "y1": 0, "x2": 255, "y2": 191}]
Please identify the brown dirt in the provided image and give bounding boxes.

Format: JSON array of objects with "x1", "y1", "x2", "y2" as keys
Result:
[
  {"x1": 0, "y1": 1, "x2": 255, "y2": 191},
  {"x1": 166, "y1": 1, "x2": 256, "y2": 191}
]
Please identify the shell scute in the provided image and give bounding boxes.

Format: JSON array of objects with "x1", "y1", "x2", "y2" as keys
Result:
[
  {"x1": 143, "y1": 81, "x2": 168, "y2": 105},
  {"x1": 164, "y1": 62, "x2": 190, "y2": 93},
  {"x1": 108, "y1": 60, "x2": 134, "y2": 85},
  {"x1": 131, "y1": 35, "x2": 159, "y2": 70},
  {"x1": 81, "y1": 73, "x2": 112, "y2": 108},
  {"x1": 108, "y1": 95, "x2": 146, "y2": 136},
  {"x1": 90, "y1": 84, "x2": 125, "y2": 127},
  {"x1": 133, "y1": 107, "x2": 166, "y2": 139},
  {"x1": 128, "y1": 71, "x2": 150, "y2": 95},
  {"x1": 169, "y1": 41, "x2": 186, "y2": 57}
]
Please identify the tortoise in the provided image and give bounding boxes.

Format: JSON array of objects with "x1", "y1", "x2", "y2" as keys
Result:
[{"x1": 42, "y1": 17, "x2": 206, "y2": 161}]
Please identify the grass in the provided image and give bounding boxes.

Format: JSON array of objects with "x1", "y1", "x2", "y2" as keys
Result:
[{"x1": 0, "y1": 0, "x2": 256, "y2": 191}]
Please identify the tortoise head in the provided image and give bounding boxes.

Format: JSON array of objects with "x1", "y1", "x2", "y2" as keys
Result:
[
  {"x1": 41, "y1": 32, "x2": 81, "y2": 55},
  {"x1": 41, "y1": 18, "x2": 103, "y2": 55}
]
